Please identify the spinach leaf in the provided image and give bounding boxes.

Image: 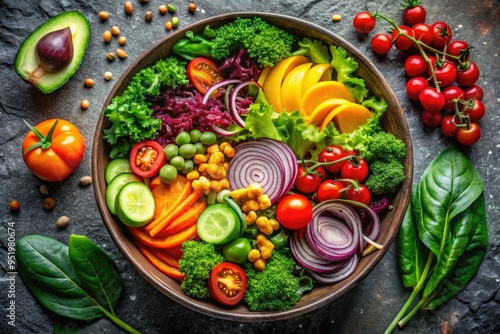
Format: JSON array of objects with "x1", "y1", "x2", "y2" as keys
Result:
[
  {"x1": 17, "y1": 235, "x2": 140, "y2": 334},
  {"x1": 416, "y1": 147, "x2": 483, "y2": 259},
  {"x1": 423, "y1": 192, "x2": 488, "y2": 310},
  {"x1": 398, "y1": 189, "x2": 427, "y2": 288}
]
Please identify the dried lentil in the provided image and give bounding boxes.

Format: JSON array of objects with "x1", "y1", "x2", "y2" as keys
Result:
[
  {"x1": 111, "y1": 25, "x2": 120, "y2": 36},
  {"x1": 118, "y1": 36, "x2": 127, "y2": 46},
  {"x1": 40, "y1": 184, "x2": 49, "y2": 196},
  {"x1": 103, "y1": 30, "x2": 112, "y2": 43},
  {"x1": 116, "y1": 48, "x2": 127, "y2": 59},
  {"x1": 99, "y1": 11, "x2": 109, "y2": 22},
  {"x1": 43, "y1": 197, "x2": 56, "y2": 211},
  {"x1": 145, "y1": 11, "x2": 153, "y2": 22}
]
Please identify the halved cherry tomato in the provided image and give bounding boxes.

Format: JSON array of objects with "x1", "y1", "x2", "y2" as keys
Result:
[
  {"x1": 186, "y1": 57, "x2": 224, "y2": 95},
  {"x1": 208, "y1": 262, "x2": 247, "y2": 306},
  {"x1": 22, "y1": 118, "x2": 85, "y2": 182},
  {"x1": 276, "y1": 194, "x2": 313, "y2": 230},
  {"x1": 130, "y1": 140, "x2": 166, "y2": 178}
]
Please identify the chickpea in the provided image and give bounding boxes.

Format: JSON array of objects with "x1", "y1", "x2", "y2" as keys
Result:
[
  {"x1": 103, "y1": 30, "x2": 112, "y2": 43},
  {"x1": 81, "y1": 99, "x2": 90, "y2": 110}
]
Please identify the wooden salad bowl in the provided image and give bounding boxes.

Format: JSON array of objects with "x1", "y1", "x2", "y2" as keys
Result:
[{"x1": 92, "y1": 12, "x2": 413, "y2": 322}]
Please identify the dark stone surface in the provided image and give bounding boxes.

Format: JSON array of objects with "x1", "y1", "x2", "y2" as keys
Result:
[{"x1": 1, "y1": 1, "x2": 499, "y2": 333}]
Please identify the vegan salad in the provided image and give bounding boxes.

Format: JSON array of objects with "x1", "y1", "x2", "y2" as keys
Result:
[{"x1": 101, "y1": 17, "x2": 406, "y2": 311}]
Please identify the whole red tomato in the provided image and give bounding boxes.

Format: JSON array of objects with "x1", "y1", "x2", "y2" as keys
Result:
[
  {"x1": 431, "y1": 21, "x2": 452, "y2": 49},
  {"x1": 420, "y1": 109, "x2": 442, "y2": 127},
  {"x1": 412, "y1": 23, "x2": 434, "y2": 45},
  {"x1": 318, "y1": 145, "x2": 347, "y2": 173},
  {"x1": 447, "y1": 40, "x2": 470, "y2": 63},
  {"x1": 22, "y1": 118, "x2": 85, "y2": 182},
  {"x1": 340, "y1": 157, "x2": 369, "y2": 183},
  {"x1": 317, "y1": 180, "x2": 345, "y2": 202},
  {"x1": 462, "y1": 99, "x2": 485, "y2": 122},
  {"x1": 441, "y1": 115, "x2": 459, "y2": 137},
  {"x1": 403, "y1": 5, "x2": 426, "y2": 26},
  {"x1": 391, "y1": 26, "x2": 415, "y2": 50},
  {"x1": 406, "y1": 77, "x2": 429, "y2": 101},
  {"x1": 294, "y1": 165, "x2": 326, "y2": 194},
  {"x1": 427, "y1": 57, "x2": 456, "y2": 88},
  {"x1": 276, "y1": 194, "x2": 313, "y2": 230},
  {"x1": 353, "y1": 12, "x2": 376, "y2": 33},
  {"x1": 442, "y1": 86, "x2": 464, "y2": 111},
  {"x1": 463, "y1": 84, "x2": 484, "y2": 101},
  {"x1": 371, "y1": 34, "x2": 392, "y2": 55},
  {"x1": 345, "y1": 184, "x2": 371, "y2": 205},
  {"x1": 419, "y1": 87, "x2": 445, "y2": 112},
  {"x1": 405, "y1": 55, "x2": 427, "y2": 77},
  {"x1": 456, "y1": 61, "x2": 480, "y2": 87},
  {"x1": 457, "y1": 123, "x2": 481, "y2": 146}
]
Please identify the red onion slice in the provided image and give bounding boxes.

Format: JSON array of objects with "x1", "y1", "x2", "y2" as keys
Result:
[
  {"x1": 229, "y1": 81, "x2": 253, "y2": 128},
  {"x1": 202, "y1": 79, "x2": 242, "y2": 105},
  {"x1": 308, "y1": 253, "x2": 360, "y2": 284}
]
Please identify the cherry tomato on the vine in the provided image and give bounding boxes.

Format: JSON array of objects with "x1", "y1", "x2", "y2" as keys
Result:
[
  {"x1": 317, "y1": 180, "x2": 345, "y2": 202},
  {"x1": 405, "y1": 55, "x2": 427, "y2": 77},
  {"x1": 403, "y1": 5, "x2": 426, "y2": 26},
  {"x1": 431, "y1": 21, "x2": 452, "y2": 49},
  {"x1": 391, "y1": 26, "x2": 415, "y2": 51},
  {"x1": 419, "y1": 87, "x2": 445, "y2": 112},
  {"x1": 406, "y1": 77, "x2": 429, "y2": 101},
  {"x1": 345, "y1": 184, "x2": 371, "y2": 206},
  {"x1": 353, "y1": 11, "x2": 376, "y2": 33},
  {"x1": 442, "y1": 86, "x2": 464, "y2": 111},
  {"x1": 441, "y1": 114, "x2": 459, "y2": 137},
  {"x1": 318, "y1": 145, "x2": 347, "y2": 173},
  {"x1": 294, "y1": 165, "x2": 326, "y2": 194},
  {"x1": 463, "y1": 84, "x2": 484, "y2": 101},
  {"x1": 420, "y1": 109, "x2": 442, "y2": 127},
  {"x1": 462, "y1": 99, "x2": 485, "y2": 122},
  {"x1": 276, "y1": 194, "x2": 313, "y2": 230},
  {"x1": 456, "y1": 61, "x2": 480, "y2": 87},
  {"x1": 447, "y1": 40, "x2": 470, "y2": 63},
  {"x1": 457, "y1": 122, "x2": 481, "y2": 146},
  {"x1": 427, "y1": 57, "x2": 456, "y2": 88},
  {"x1": 412, "y1": 23, "x2": 434, "y2": 45},
  {"x1": 340, "y1": 158, "x2": 369, "y2": 183},
  {"x1": 371, "y1": 33, "x2": 392, "y2": 55}
]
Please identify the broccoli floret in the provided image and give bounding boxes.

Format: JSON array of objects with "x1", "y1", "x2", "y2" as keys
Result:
[
  {"x1": 178, "y1": 240, "x2": 224, "y2": 299},
  {"x1": 365, "y1": 160, "x2": 405, "y2": 195},
  {"x1": 211, "y1": 17, "x2": 294, "y2": 67},
  {"x1": 369, "y1": 132, "x2": 406, "y2": 163},
  {"x1": 244, "y1": 251, "x2": 312, "y2": 311}
]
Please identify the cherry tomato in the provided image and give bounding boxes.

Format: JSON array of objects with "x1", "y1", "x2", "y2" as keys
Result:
[
  {"x1": 391, "y1": 26, "x2": 415, "y2": 50},
  {"x1": 22, "y1": 118, "x2": 85, "y2": 182},
  {"x1": 294, "y1": 165, "x2": 326, "y2": 194},
  {"x1": 441, "y1": 114, "x2": 459, "y2": 137},
  {"x1": 130, "y1": 140, "x2": 166, "y2": 178},
  {"x1": 371, "y1": 34, "x2": 392, "y2": 55},
  {"x1": 353, "y1": 11, "x2": 376, "y2": 33},
  {"x1": 463, "y1": 84, "x2": 484, "y2": 101},
  {"x1": 276, "y1": 194, "x2": 313, "y2": 230},
  {"x1": 403, "y1": 5, "x2": 426, "y2": 26},
  {"x1": 420, "y1": 109, "x2": 442, "y2": 127},
  {"x1": 462, "y1": 99, "x2": 486, "y2": 122},
  {"x1": 405, "y1": 55, "x2": 427, "y2": 77},
  {"x1": 447, "y1": 40, "x2": 470, "y2": 63},
  {"x1": 208, "y1": 262, "x2": 247, "y2": 306},
  {"x1": 345, "y1": 184, "x2": 371, "y2": 205},
  {"x1": 317, "y1": 180, "x2": 345, "y2": 202},
  {"x1": 457, "y1": 122, "x2": 481, "y2": 146},
  {"x1": 419, "y1": 87, "x2": 445, "y2": 112},
  {"x1": 427, "y1": 57, "x2": 456, "y2": 88},
  {"x1": 186, "y1": 58, "x2": 224, "y2": 95},
  {"x1": 412, "y1": 23, "x2": 434, "y2": 45},
  {"x1": 318, "y1": 145, "x2": 348, "y2": 173},
  {"x1": 340, "y1": 158, "x2": 369, "y2": 183},
  {"x1": 456, "y1": 61, "x2": 480, "y2": 87},
  {"x1": 431, "y1": 21, "x2": 452, "y2": 49},
  {"x1": 406, "y1": 77, "x2": 429, "y2": 101},
  {"x1": 442, "y1": 86, "x2": 464, "y2": 111}
]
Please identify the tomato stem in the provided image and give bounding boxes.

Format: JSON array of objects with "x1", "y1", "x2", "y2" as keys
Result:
[{"x1": 22, "y1": 119, "x2": 58, "y2": 154}]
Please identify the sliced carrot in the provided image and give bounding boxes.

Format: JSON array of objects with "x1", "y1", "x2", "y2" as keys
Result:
[
  {"x1": 146, "y1": 175, "x2": 192, "y2": 230},
  {"x1": 148, "y1": 190, "x2": 204, "y2": 237},
  {"x1": 148, "y1": 247, "x2": 180, "y2": 268},
  {"x1": 152, "y1": 182, "x2": 170, "y2": 219},
  {"x1": 134, "y1": 241, "x2": 185, "y2": 281},
  {"x1": 149, "y1": 175, "x2": 163, "y2": 191},
  {"x1": 129, "y1": 223, "x2": 198, "y2": 249},
  {"x1": 155, "y1": 197, "x2": 206, "y2": 237}
]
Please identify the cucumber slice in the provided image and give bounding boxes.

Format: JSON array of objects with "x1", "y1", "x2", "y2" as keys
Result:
[
  {"x1": 105, "y1": 173, "x2": 142, "y2": 215},
  {"x1": 197, "y1": 204, "x2": 240, "y2": 245},
  {"x1": 116, "y1": 182, "x2": 155, "y2": 227},
  {"x1": 105, "y1": 158, "x2": 134, "y2": 184}
]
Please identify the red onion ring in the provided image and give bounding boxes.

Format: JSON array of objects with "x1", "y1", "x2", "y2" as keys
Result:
[
  {"x1": 202, "y1": 79, "x2": 242, "y2": 105},
  {"x1": 229, "y1": 81, "x2": 253, "y2": 128}
]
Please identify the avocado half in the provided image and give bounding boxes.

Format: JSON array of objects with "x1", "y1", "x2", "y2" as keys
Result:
[{"x1": 14, "y1": 11, "x2": 90, "y2": 94}]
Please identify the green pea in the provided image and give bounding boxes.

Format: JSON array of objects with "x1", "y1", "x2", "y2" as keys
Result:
[
  {"x1": 194, "y1": 142, "x2": 207, "y2": 154},
  {"x1": 163, "y1": 144, "x2": 179, "y2": 161},
  {"x1": 179, "y1": 143, "x2": 197, "y2": 159},
  {"x1": 200, "y1": 131, "x2": 217, "y2": 145},
  {"x1": 181, "y1": 159, "x2": 194, "y2": 174},
  {"x1": 159, "y1": 164, "x2": 178, "y2": 184},
  {"x1": 175, "y1": 131, "x2": 191, "y2": 146},
  {"x1": 170, "y1": 156, "x2": 185, "y2": 171},
  {"x1": 189, "y1": 129, "x2": 202, "y2": 143}
]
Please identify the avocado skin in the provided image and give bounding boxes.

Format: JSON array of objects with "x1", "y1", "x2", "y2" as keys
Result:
[{"x1": 14, "y1": 11, "x2": 90, "y2": 94}]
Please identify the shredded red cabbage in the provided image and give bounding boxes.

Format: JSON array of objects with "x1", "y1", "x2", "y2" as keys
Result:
[{"x1": 219, "y1": 49, "x2": 262, "y2": 82}]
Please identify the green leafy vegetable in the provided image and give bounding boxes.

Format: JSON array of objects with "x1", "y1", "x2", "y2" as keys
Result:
[
  {"x1": 16, "y1": 235, "x2": 140, "y2": 334},
  {"x1": 330, "y1": 46, "x2": 369, "y2": 102},
  {"x1": 172, "y1": 30, "x2": 213, "y2": 61},
  {"x1": 386, "y1": 148, "x2": 488, "y2": 333},
  {"x1": 291, "y1": 38, "x2": 331, "y2": 64},
  {"x1": 103, "y1": 56, "x2": 188, "y2": 159}
]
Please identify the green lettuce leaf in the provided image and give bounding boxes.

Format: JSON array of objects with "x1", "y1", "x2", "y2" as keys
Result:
[
  {"x1": 291, "y1": 38, "x2": 331, "y2": 64},
  {"x1": 330, "y1": 46, "x2": 369, "y2": 102}
]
